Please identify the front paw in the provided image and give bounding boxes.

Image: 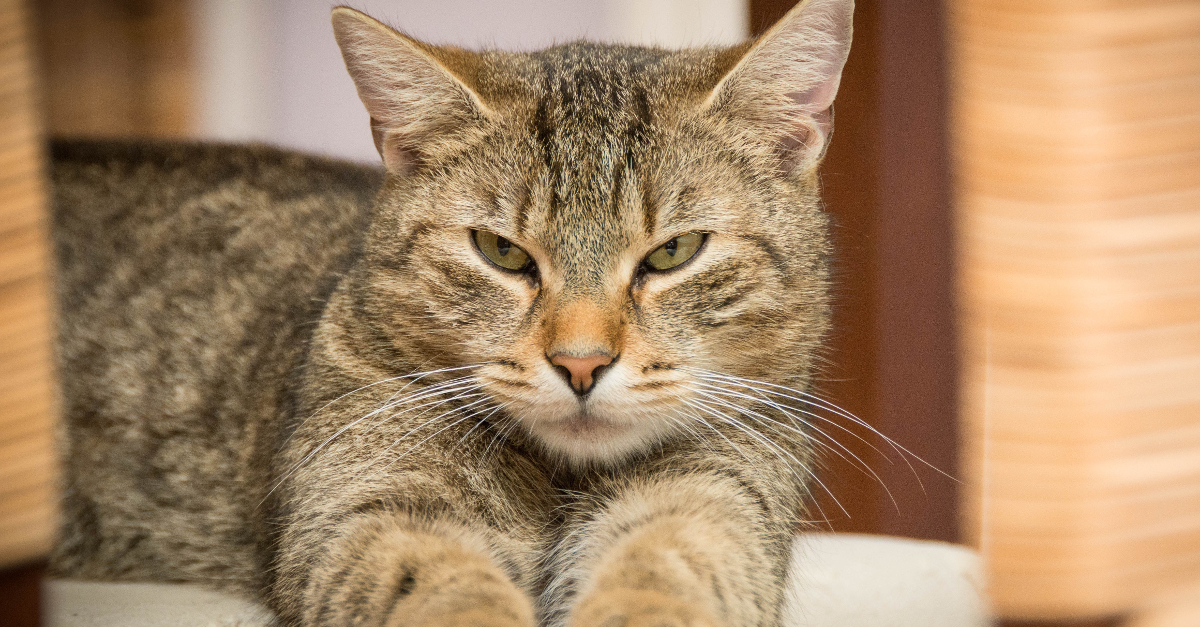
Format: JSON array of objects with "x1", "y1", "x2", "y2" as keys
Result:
[
  {"x1": 571, "y1": 588, "x2": 719, "y2": 627},
  {"x1": 389, "y1": 607, "x2": 532, "y2": 627},
  {"x1": 381, "y1": 571, "x2": 535, "y2": 627}
]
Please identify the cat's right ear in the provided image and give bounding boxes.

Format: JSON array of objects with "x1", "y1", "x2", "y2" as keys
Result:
[{"x1": 332, "y1": 7, "x2": 491, "y2": 174}]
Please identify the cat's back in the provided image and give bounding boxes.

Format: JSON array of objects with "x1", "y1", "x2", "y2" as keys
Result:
[
  {"x1": 50, "y1": 139, "x2": 382, "y2": 589},
  {"x1": 52, "y1": 140, "x2": 382, "y2": 298}
]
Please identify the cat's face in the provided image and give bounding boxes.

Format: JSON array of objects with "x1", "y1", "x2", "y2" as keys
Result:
[{"x1": 333, "y1": 1, "x2": 850, "y2": 465}]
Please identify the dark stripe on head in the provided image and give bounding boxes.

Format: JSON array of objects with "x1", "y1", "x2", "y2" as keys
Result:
[
  {"x1": 609, "y1": 156, "x2": 626, "y2": 219},
  {"x1": 427, "y1": 257, "x2": 483, "y2": 289},
  {"x1": 532, "y1": 96, "x2": 564, "y2": 225},
  {"x1": 514, "y1": 180, "x2": 531, "y2": 236},
  {"x1": 345, "y1": 584, "x2": 374, "y2": 623},
  {"x1": 548, "y1": 171, "x2": 562, "y2": 225},
  {"x1": 374, "y1": 221, "x2": 431, "y2": 273},
  {"x1": 532, "y1": 98, "x2": 555, "y2": 167},
  {"x1": 627, "y1": 88, "x2": 652, "y2": 146},
  {"x1": 320, "y1": 559, "x2": 357, "y2": 612},
  {"x1": 709, "y1": 284, "x2": 752, "y2": 311},
  {"x1": 640, "y1": 173, "x2": 657, "y2": 235}
]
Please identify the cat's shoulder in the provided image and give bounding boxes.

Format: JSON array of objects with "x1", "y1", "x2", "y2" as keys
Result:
[
  {"x1": 50, "y1": 139, "x2": 383, "y2": 264},
  {"x1": 49, "y1": 139, "x2": 384, "y2": 319}
]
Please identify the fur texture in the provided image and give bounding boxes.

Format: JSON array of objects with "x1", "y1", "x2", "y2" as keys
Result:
[{"x1": 49, "y1": 1, "x2": 855, "y2": 626}]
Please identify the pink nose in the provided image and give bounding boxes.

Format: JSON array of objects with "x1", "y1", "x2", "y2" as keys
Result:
[{"x1": 549, "y1": 353, "x2": 614, "y2": 395}]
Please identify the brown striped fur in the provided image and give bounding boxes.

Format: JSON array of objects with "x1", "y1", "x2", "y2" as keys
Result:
[{"x1": 49, "y1": 1, "x2": 854, "y2": 626}]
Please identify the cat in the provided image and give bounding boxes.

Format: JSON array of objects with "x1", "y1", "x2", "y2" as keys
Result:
[{"x1": 47, "y1": 1, "x2": 854, "y2": 626}]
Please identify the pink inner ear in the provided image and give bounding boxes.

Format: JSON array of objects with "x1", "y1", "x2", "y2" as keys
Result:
[
  {"x1": 373, "y1": 123, "x2": 421, "y2": 176},
  {"x1": 774, "y1": 109, "x2": 829, "y2": 173},
  {"x1": 783, "y1": 66, "x2": 842, "y2": 147},
  {"x1": 792, "y1": 68, "x2": 843, "y2": 116}
]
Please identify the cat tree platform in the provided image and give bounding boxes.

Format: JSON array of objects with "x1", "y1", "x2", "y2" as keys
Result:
[{"x1": 42, "y1": 533, "x2": 990, "y2": 627}]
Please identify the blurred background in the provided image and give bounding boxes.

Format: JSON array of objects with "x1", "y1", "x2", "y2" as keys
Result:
[{"x1": 1, "y1": 0, "x2": 1198, "y2": 626}]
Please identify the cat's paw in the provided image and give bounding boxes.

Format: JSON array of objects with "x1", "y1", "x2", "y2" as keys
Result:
[
  {"x1": 380, "y1": 569, "x2": 536, "y2": 627},
  {"x1": 387, "y1": 607, "x2": 532, "y2": 627},
  {"x1": 570, "y1": 588, "x2": 719, "y2": 627}
]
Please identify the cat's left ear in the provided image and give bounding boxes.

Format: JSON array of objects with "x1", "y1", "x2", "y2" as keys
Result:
[
  {"x1": 332, "y1": 7, "x2": 491, "y2": 174},
  {"x1": 704, "y1": 0, "x2": 853, "y2": 175}
]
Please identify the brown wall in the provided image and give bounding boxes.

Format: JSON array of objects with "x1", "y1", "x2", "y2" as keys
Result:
[{"x1": 751, "y1": 0, "x2": 959, "y2": 542}]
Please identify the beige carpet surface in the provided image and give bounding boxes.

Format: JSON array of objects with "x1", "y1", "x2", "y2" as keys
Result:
[{"x1": 44, "y1": 533, "x2": 989, "y2": 627}]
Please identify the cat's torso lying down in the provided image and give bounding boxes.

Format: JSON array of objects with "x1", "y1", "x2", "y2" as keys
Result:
[
  {"x1": 49, "y1": 1, "x2": 854, "y2": 625},
  {"x1": 50, "y1": 141, "x2": 383, "y2": 587}
]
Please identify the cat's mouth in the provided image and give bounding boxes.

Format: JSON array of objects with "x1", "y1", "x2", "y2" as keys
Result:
[
  {"x1": 543, "y1": 412, "x2": 628, "y2": 439},
  {"x1": 505, "y1": 379, "x2": 678, "y2": 463}
]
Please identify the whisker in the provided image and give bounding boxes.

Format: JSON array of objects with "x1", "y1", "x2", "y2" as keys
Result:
[
  {"x1": 688, "y1": 368, "x2": 956, "y2": 484},
  {"x1": 260, "y1": 372, "x2": 487, "y2": 506},
  {"x1": 692, "y1": 380, "x2": 892, "y2": 461},
  {"x1": 678, "y1": 401, "x2": 838, "y2": 532},
  {"x1": 689, "y1": 385, "x2": 893, "y2": 487},
  {"x1": 365, "y1": 395, "x2": 497, "y2": 481},
  {"x1": 480, "y1": 413, "x2": 524, "y2": 463},
  {"x1": 357, "y1": 390, "x2": 494, "y2": 477},
  {"x1": 286, "y1": 378, "x2": 480, "y2": 476},
  {"x1": 298, "y1": 363, "x2": 487, "y2": 433},
  {"x1": 357, "y1": 380, "x2": 486, "y2": 436},
  {"x1": 664, "y1": 412, "x2": 714, "y2": 453},
  {"x1": 451, "y1": 402, "x2": 510, "y2": 452},
  {"x1": 676, "y1": 402, "x2": 754, "y2": 463},
  {"x1": 688, "y1": 387, "x2": 899, "y2": 513},
  {"x1": 684, "y1": 397, "x2": 850, "y2": 521}
]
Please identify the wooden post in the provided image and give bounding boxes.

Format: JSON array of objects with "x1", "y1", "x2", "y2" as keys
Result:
[
  {"x1": 952, "y1": 0, "x2": 1200, "y2": 620},
  {"x1": 0, "y1": 0, "x2": 59, "y2": 569}
]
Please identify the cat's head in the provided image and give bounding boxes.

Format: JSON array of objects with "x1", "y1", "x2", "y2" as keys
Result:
[{"x1": 332, "y1": 0, "x2": 852, "y2": 466}]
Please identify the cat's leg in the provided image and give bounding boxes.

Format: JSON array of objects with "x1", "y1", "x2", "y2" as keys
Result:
[
  {"x1": 265, "y1": 393, "x2": 555, "y2": 626},
  {"x1": 293, "y1": 511, "x2": 537, "y2": 627},
  {"x1": 551, "y1": 471, "x2": 797, "y2": 627}
]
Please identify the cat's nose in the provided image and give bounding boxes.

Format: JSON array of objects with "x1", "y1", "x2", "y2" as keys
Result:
[{"x1": 548, "y1": 353, "x2": 615, "y2": 396}]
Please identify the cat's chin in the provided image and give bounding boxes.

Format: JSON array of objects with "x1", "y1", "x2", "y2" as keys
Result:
[{"x1": 525, "y1": 412, "x2": 662, "y2": 466}]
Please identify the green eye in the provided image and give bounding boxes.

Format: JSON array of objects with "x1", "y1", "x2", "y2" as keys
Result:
[
  {"x1": 645, "y1": 232, "x2": 705, "y2": 271},
  {"x1": 473, "y1": 230, "x2": 532, "y2": 271}
]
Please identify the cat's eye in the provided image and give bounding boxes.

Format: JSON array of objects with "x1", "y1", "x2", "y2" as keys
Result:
[
  {"x1": 644, "y1": 232, "x2": 705, "y2": 271},
  {"x1": 473, "y1": 230, "x2": 532, "y2": 272}
]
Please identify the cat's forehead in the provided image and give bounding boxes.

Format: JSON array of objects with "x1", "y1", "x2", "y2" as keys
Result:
[
  {"x1": 528, "y1": 43, "x2": 667, "y2": 114},
  {"x1": 522, "y1": 45, "x2": 662, "y2": 180},
  {"x1": 472, "y1": 45, "x2": 738, "y2": 271},
  {"x1": 477, "y1": 42, "x2": 736, "y2": 129}
]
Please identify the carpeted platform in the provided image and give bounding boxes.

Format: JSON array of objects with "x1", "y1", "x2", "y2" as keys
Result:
[{"x1": 44, "y1": 533, "x2": 990, "y2": 627}]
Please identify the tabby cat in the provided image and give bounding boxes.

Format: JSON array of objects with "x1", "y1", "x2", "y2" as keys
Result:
[{"x1": 48, "y1": 1, "x2": 854, "y2": 626}]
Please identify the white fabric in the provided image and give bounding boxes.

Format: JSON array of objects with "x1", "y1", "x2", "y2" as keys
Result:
[
  {"x1": 784, "y1": 533, "x2": 990, "y2": 627},
  {"x1": 43, "y1": 533, "x2": 989, "y2": 627},
  {"x1": 43, "y1": 578, "x2": 276, "y2": 627}
]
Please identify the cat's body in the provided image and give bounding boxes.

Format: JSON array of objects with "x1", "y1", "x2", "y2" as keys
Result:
[
  {"x1": 49, "y1": 2, "x2": 854, "y2": 626},
  {"x1": 50, "y1": 141, "x2": 383, "y2": 589}
]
